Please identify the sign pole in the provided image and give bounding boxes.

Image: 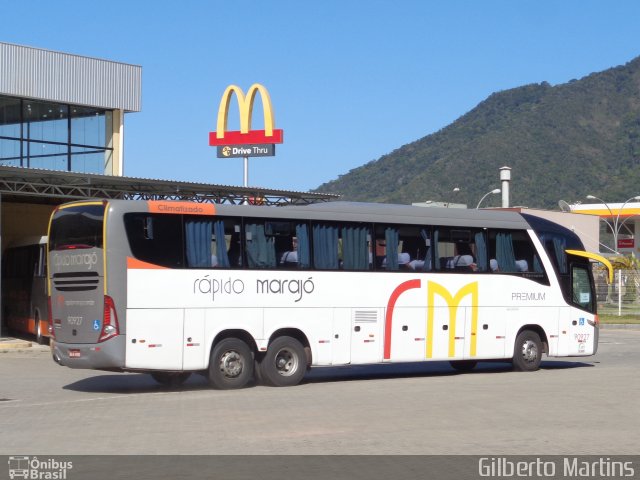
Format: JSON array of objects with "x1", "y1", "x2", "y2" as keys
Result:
[{"x1": 243, "y1": 156, "x2": 249, "y2": 187}]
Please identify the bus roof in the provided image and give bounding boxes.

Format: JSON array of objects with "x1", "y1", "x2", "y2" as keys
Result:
[{"x1": 84, "y1": 199, "x2": 532, "y2": 230}]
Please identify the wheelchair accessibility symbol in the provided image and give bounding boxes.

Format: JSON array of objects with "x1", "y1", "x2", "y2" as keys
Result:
[{"x1": 93, "y1": 320, "x2": 101, "y2": 331}]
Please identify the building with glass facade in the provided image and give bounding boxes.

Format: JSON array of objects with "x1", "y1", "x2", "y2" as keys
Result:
[{"x1": 0, "y1": 42, "x2": 141, "y2": 175}]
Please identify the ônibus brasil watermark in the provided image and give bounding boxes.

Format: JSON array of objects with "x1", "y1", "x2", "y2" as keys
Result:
[{"x1": 7, "y1": 456, "x2": 72, "y2": 480}]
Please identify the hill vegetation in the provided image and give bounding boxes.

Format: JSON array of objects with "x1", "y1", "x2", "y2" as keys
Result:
[{"x1": 314, "y1": 56, "x2": 640, "y2": 209}]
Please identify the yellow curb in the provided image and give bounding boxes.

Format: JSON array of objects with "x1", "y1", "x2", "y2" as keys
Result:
[{"x1": 0, "y1": 342, "x2": 33, "y2": 349}]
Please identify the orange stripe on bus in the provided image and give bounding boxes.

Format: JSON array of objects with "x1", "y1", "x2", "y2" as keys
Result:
[
  {"x1": 148, "y1": 201, "x2": 216, "y2": 215},
  {"x1": 127, "y1": 257, "x2": 168, "y2": 270}
]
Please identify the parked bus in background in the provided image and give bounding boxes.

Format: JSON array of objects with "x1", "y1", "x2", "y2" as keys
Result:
[
  {"x1": 47, "y1": 200, "x2": 612, "y2": 388},
  {"x1": 2, "y1": 236, "x2": 49, "y2": 344}
]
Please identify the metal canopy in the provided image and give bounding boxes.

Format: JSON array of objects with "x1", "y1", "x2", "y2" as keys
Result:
[{"x1": 0, "y1": 166, "x2": 337, "y2": 206}]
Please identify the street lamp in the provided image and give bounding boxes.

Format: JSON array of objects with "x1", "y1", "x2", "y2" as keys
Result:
[
  {"x1": 476, "y1": 189, "x2": 501, "y2": 209},
  {"x1": 586, "y1": 194, "x2": 640, "y2": 253}
]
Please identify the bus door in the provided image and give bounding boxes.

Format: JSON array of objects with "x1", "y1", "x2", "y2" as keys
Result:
[
  {"x1": 554, "y1": 256, "x2": 600, "y2": 356},
  {"x1": 565, "y1": 261, "x2": 598, "y2": 356}
]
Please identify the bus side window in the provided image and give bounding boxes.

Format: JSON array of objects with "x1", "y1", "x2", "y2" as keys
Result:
[
  {"x1": 215, "y1": 220, "x2": 242, "y2": 268},
  {"x1": 267, "y1": 220, "x2": 311, "y2": 270},
  {"x1": 124, "y1": 213, "x2": 185, "y2": 268},
  {"x1": 374, "y1": 225, "x2": 433, "y2": 272},
  {"x1": 311, "y1": 222, "x2": 340, "y2": 270},
  {"x1": 340, "y1": 224, "x2": 371, "y2": 271},
  {"x1": 433, "y1": 227, "x2": 487, "y2": 272},
  {"x1": 310, "y1": 222, "x2": 371, "y2": 271},
  {"x1": 245, "y1": 221, "x2": 277, "y2": 269},
  {"x1": 487, "y1": 229, "x2": 548, "y2": 283}
]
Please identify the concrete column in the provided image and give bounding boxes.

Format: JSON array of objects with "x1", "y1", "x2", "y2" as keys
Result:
[{"x1": 105, "y1": 109, "x2": 124, "y2": 176}]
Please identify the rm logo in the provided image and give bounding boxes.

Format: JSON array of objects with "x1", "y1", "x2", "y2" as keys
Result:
[{"x1": 384, "y1": 280, "x2": 478, "y2": 360}]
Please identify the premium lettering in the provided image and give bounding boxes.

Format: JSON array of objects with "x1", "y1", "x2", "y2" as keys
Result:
[{"x1": 512, "y1": 292, "x2": 546, "y2": 301}]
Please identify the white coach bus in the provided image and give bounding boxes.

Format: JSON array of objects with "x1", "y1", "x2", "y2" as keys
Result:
[{"x1": 47, "y1": 200, "x2": 611, "y2": 388}]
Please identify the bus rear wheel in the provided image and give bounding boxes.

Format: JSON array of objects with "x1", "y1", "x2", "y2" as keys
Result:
[
  {"x1": 34, "y1": 316, "x2": 44, "y2": 345},
  {"x1": 512, "y1": 330, "x2": 542, "y2": 372},
  {"x1": 258, "y1": 336, "x2": 307, "y2": 387},
  {"x1": 209, "y1": 338, "x2": 254, "y2": 389}
]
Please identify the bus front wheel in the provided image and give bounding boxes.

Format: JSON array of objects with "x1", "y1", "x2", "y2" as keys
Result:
[
  {"x1": 512, "y1": 330, "x2": 542, "y2": 372},
  {"x1": 258, "y1": 336, "x2": 307, "y2": 387},
  {"x1": 209, "y1": 338, "x2": 254, "y2": 389}
]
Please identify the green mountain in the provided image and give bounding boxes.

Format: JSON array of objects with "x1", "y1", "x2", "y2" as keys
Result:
[{"x1": 315, "y1": 56, "x2": 640, "y2": 209}]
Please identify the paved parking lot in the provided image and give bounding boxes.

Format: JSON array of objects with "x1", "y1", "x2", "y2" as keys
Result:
[{"x1": 1, "y1": 328, "x2": 639, "y2": 455}]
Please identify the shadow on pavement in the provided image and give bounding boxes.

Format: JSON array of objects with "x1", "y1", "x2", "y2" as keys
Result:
[
  {"x1": 63, "y1": 372, "x2": 211, "y2": 394},
  {"x1": 62, "y1": 358, "x2": 594, "y2": 394}
]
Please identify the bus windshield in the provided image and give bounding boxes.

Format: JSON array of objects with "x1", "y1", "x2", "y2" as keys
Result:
[{"x1": 49, "y1": 203, "x2": 105, "y2": 251}]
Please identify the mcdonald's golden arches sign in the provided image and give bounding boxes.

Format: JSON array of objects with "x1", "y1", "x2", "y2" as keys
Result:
[{"x1": 209, "y1": 84, "x2": 284, "y2": 149}]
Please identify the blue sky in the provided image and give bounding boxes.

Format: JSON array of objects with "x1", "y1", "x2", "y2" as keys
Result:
[{"x1": 2, "y1": 1, "x2": 640, "y2": 192}]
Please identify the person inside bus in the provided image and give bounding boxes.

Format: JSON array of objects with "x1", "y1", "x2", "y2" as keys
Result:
[
  {"x1": 280, "y1": 237, "x2": 298, "y2": 266},
  {"x1": 374, "y1": 238, "x2": 386, "y2": 268},
  {"x1": 398, "y1": 252, "x2": 414, "y2": 270},
  {"x1": 447, "y1": 242, "x2": 477, "y2": 271},
  {"x1": 380, "y1": 252, "x2": 414, "y2": 270}
]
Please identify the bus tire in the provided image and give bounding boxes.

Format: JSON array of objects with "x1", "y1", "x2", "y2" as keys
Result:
[
  {"x1": 34, "y1": 315, "x2": 44, "y2": 345},
  {"x1": 209, "y1": 338, "x2": 254, "y2": 389},
  {"x1": 151, "y1": 372, "x2": 191, "y2": 387},
  {"x1": 258, "y1": 336, "x2": 306, "y2": 387},
  {"x1": 450, "y1": 360, "x2": 477, "y2": 372},
  {"x1": 512, "y1": 330, "x2": 542, "y2": 372}
]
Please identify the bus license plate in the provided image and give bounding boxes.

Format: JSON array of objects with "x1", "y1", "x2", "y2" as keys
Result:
[{"x1": 68, "y1": 349, "x2": 81, "y2": 358}]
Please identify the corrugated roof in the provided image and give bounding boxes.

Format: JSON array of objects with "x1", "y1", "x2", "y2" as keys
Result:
[
  {"x1": 0, "y1": 166, "x2": 338, "y2": 206},
  {"x1": 0, "y1": 42, "x2": 141, "y2": 111}
]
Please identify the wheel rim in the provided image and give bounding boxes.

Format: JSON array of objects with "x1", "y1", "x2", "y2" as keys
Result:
[
  {"x1": 219, "y1": 350, "x2": 244, "y2": 378},
  {"x1": 274, "y1": 348, "x2": 299, "y2": 377},
  {"x1": 521, "y1": 339, "x2": 538, "y2": 364},
  {"x1": 35, "y1": 319, "x2": 41, "y2": 342}
]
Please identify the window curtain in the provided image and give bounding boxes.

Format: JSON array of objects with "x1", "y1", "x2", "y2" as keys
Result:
[
  {"x1": 245, "y1": 223, "x2": 276, "y2": 268},
  {"x1": 552, "y1": 237, "x2": 568, "y2": 274},
  {"x1": 185, "y1": 219, "x2": 212, "y2": 268},
  {"x1": 342, "y1": 226, "x2": 369, "y2": 270},
  {"x1": 420, "y1": 229, "x2": 432, "y2": 271},
  {"x1": 474, "y1": 232, "x2": 488, "y2": 272},
  {"x1": 385, "y1": 227, "x2": 399, "y2": 271},
  {"x1": 313, "y1": 224, "x2": 339, "y2": 269},
  {"x1": 533, "y1": 254, "x2": 543, "y2": 273},
  {"x1": 295, "y1": 223, "x2": 311, "y2": 269},
  {"x1": 496, "y1": 232, "x2": 517, "y2": 272},
  {"x1": 213, "y1": 220, "x2": 230, "y2": 268},
  {"x1": 433, "y1": 229, "x2": 440, "y2": 270}
]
